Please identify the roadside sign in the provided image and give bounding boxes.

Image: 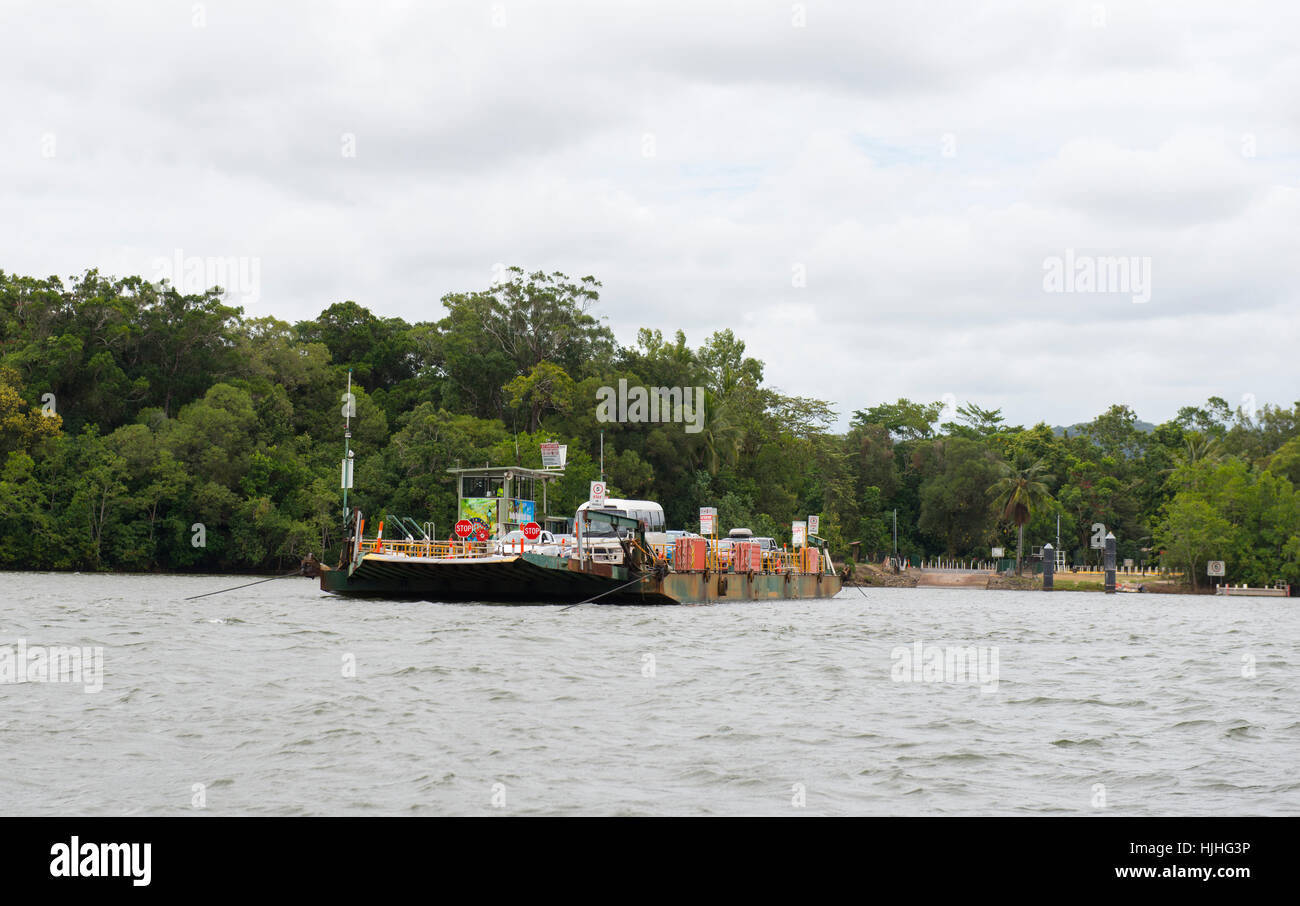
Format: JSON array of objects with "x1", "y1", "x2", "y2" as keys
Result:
[
  {"x1": 1207, "y1": 560, "x2": 1225, "y2": 576},
  {"x1": 522, "y1": 522, "x2": 541, "y2": 541},
  {"x1": 992, "y1": 547, "x2": 1004, "y2": 558},
  {"x1": 540, "y1": 442, "x2": 567, "y2": 468},
  {"x1": 454, "y1": 519, "x2": 473, "y2": 538},
  {"x1": 699, "y1": 506, "x2": 717, "y2": 534},
  {"x1": 590, "y1": 481, "x2": 606, "y2": 505},
  {"x1": 793, "y1": 521, "x2": 807, "y2": 547},
  {"x1": 808, "y1": 515, "x2": 819, "y2": 536}
]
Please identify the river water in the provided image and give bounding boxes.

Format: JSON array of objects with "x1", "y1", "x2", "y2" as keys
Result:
[{"x1": 1, "y1": 572, "x2": 1296, "y2": 816}]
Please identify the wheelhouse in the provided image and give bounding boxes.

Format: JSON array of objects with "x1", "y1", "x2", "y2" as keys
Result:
[{"x1": 446, "y1": 466, "x2": 563, "y2": 539}]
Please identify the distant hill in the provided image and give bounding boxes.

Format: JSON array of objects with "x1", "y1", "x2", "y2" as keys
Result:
[{"x1": 1052, "y1": 420, "x2": 1157, "y2": 437}]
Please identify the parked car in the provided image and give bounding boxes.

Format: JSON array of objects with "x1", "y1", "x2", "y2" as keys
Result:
[{"x1": 494, "y1": 529, "x2": 555, "y2": 553}]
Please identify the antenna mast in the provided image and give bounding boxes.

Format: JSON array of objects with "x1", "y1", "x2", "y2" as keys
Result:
[{"x1": 342, "y1": 369, "x2": 354, "y2": 522}]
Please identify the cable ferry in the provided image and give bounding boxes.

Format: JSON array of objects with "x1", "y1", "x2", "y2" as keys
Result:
[{"x1": 312, "y1": 463, "x2": 841, "y2": 605}]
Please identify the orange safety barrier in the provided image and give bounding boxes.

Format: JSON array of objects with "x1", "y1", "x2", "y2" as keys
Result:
[
  {"x1": 734, "y1": 541, "x2": 762, "y2": 573},
  {"x1": 801, "y1": 547, "x2": 820, "y2": 575},
  {"x1": 674, "y1": 537, "x2": 708, "y2": 572}
]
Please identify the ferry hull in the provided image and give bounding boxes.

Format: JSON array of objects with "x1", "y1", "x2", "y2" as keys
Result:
[{"x1": 318, "y1": 552, "x2": 841, "y2": 605}]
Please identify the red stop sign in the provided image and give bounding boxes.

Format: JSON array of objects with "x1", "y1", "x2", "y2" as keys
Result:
[
  {"x1": 475, "y1": 526, "x2": 489, "y2": 542},
  {"x1": 454, "y1": 519, "x2": 473, "y2": 538},
  {"x1": 522, "y1": 522, "x2": 541, "y2": 541}
]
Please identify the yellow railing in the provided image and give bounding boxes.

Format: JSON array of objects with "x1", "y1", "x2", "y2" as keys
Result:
[
  {"x1": 359, "y1": 534, "x2": 838, "y2": 574},
  {"x1": 361, "y1": 539, "x2": 495, "y2": 559},
  {"x1": 663, "y1": 545, "x2": 829, "y2": 575}
]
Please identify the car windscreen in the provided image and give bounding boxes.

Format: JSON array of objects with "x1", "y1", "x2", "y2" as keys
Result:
[{"x1": 583, "y1": 509, "x2": 626, "y2": 537}]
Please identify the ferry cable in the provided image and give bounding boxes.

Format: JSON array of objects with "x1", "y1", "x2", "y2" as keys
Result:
[
  {"x1": 184, "y1": 567, "x2": 305, "y2": 601},
  {"x1": 840, "y1": 565, "x2": 869, "y2": 597},
  {"x1": 560, "y1": 574, "x2": 650, "y2": 610}
]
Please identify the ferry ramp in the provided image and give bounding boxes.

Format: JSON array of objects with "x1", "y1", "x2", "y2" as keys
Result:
[{"x1": 916, "y1": 568, "x2": 995, "y2": 588}]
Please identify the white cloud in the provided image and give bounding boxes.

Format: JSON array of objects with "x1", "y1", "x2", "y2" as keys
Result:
[{"x1": 1, "y1": 0, "x2": 1297, "y2": 429}]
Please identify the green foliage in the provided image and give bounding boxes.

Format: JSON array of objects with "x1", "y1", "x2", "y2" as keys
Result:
[
  {"x1": 1154, "y1": 459, "x2": 1300, "y2": 588},
  {"x1": 2, "y1": 266, "x2": 1297, "y2": 586},
  {"x1": 917, "y1": 437, "x2": 1003, "y2": 556}
]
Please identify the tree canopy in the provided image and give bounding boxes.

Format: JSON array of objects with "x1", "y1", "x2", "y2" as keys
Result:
[{"x1": 1, "y1": 265, "x2": 1296, "y2": 587}]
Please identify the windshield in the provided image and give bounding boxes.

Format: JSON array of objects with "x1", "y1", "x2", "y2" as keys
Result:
[{"x1": 583, "y1": 509, "x2": 628, "y2": 538}]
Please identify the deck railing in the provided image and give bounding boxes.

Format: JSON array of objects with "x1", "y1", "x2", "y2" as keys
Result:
[
  {"x1": 358, "y1": 535, "x2": 835, "y2": 576},
  {"x1": 360, "y1": 538, "x2": 495, "y2": 559}
]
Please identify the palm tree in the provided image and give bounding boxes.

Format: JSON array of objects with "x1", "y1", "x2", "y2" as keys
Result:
[
  {"x1": 691, "y1": 391, "x2": 743, "y2": 476},
  {"x1": 987, "y1": 459, "x2": 1054, "y2": 576},
  {"x1": 1159, "y1": 433, "x2": 1222, "y2": 492}
]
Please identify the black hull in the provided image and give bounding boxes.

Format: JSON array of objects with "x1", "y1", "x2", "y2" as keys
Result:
[{"x1": 319, "y1": 552, "x2": 841, "y2": 605}]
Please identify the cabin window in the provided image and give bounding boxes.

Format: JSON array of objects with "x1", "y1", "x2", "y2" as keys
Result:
[
  {"x1": 462, "y1": 476, "x2": 506, "y2": 498},
  {"x1": 631, "y1": 509, "x2": 664, "y2": 531}
]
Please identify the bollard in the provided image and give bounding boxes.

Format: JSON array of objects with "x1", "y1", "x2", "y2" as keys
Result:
[
  {"x1": 1104, "y1": 532, "x2": 1116, "y2": 594},
  {"x1": 1042, "y1": 543, "x2": 1054, "y2": 591}
]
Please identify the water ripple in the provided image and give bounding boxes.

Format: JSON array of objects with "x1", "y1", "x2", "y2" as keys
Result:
[{"x1": 1, "y1": 573, "x2": 1297, "y2": 816}]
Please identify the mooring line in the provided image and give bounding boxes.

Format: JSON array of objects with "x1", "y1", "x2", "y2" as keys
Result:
[
  {"x1": 184, "y1": 569, "x2": 303, "y2": 601},
  {"x1": 560, "y1": 575, "x2": 649, "y2": 610}
]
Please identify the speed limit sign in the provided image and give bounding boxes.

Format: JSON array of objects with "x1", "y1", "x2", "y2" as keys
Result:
[
  {"x1": 1207, "y1": 560, "x2": 1225, "y2": 576},
  {"x1": 589, "y1": 481, "x2": 606, "y2": 505}
]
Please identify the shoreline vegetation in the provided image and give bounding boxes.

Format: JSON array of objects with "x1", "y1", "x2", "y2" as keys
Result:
[{"x1": 1, "y1": 266, "x2": 1298, "y2": 591}]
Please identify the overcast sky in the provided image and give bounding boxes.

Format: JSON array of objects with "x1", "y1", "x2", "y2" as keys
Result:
[{"x1": 4, "y1": 1, "x2": 1298, "y2": 429}]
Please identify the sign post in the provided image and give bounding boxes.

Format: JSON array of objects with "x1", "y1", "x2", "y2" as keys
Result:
[
  {"x1": 589, "y1": 481, "x2": 606, "y2": 506},
  {"x1": 699, "y1": 507, "x2": 717, "y2": 536},
  {"x1": 808, "y1": 515, "x2": 820, "y2": 537},
  {"x1": 1104, "y1": 532, "x2": 1116, "y2": 594},
  {"x1": 1207, "y1": 560, "x2": 1225, "y2": 587},
  {"x1": 792, "y1": 521, "x2": 807, "y2": 548},
  {"x1": 453, "y1": 518, "x2": 472, "y2": 556},
  {"x1": 540, "y1": 442, "x2": 567, "y2": 469}
]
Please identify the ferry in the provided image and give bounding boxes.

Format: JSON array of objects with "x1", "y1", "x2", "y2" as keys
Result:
[{"x1": 310, "y1": 464, "x2": 842, "y2": 605}]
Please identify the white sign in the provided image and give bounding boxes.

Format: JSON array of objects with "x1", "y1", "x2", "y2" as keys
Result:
[
  {"x1": 808, "y1": 515, "x2": 819, "y2": 536},
  {"x1": 340, "y1": 457, "x2": 353, "y2": 489},
  {"x1": 589, "y1": 481, "x2": 606, "y2": 505},
  {"x1": 1207, "y1": 560, "x2": 1226, "y2": 577},
  {"x1": 540, "y1": 442, "x2": 567, "y2": 468},
  {"x1": 699, "y1": 506, "x2": 717, "y2": 535},
  {"x1": 1123, "y1": 559, "x2": 1133, "y2": 568},
  {"x1": 792, "y1": 521, "x2": 807, "y2": 547},
  {"x1": 991, "y1": 547, "x2": 1004, "y2": 558}
]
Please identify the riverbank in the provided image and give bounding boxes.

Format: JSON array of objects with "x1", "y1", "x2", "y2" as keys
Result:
[
  {"x1": 845, "y1": 563, "x2": 1202, "y2": 594},
  {"x1": 843, "y1": 563, "x2": 918, "y2": 588}
]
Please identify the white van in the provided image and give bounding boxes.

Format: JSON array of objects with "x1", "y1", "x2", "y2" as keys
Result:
[{"x1": 574, "y1": 498, "x2": 666, "y2": 563}]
